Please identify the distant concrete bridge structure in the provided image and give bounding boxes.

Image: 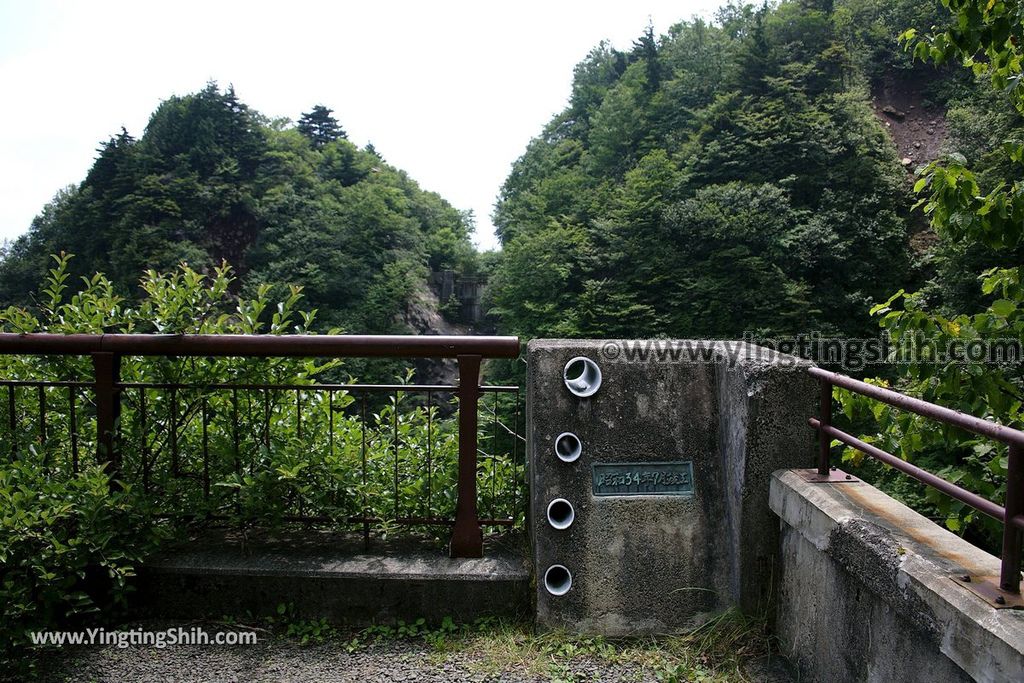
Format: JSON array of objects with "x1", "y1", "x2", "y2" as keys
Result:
[{"x1": 429, "y1": 270, "x2": 486, "y2": 324}]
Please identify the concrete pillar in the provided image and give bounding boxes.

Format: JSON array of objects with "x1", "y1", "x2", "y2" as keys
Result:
[{"x1": 527, "y1": 340, "x2": 816, "y2": 635}]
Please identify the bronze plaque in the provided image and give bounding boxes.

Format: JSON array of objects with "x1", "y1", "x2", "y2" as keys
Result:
[{"x1": 592, "y1": 461, "x2": 694, "y2": 497}]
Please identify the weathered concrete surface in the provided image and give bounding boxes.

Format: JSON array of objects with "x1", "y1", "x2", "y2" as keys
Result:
[
  {"x1": 528, "y1": 340, "x2": 816, "y2": 635},
  {"x1": 715, "y1": 343, "x2": 818, "y2": 614},
  {"x1": 137, "y1": 530, "x2": 530, "y2": 625},
  {"x1": 771, "y1": 469, "x2": 1024, "y2": 683}
]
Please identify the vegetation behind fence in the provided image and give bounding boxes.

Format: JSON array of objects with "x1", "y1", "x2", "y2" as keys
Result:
[{"x1": 0, "y1": 256, "x2": 523, "y2": 669}]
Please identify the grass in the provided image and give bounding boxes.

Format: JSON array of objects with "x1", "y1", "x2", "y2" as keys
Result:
[{"x1": 260, "y1": 607, "x2": 782, "y2": 682}]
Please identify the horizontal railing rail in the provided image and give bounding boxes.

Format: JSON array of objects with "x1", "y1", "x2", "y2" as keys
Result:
[
  {"x1": 808, "y1": 366, "x2": 1023, "y2": 597},
  {"x1": 0, "y1": 333, "x2": 521, "y2": 558},
  {"x1": 0, "y1": 332, "x2": 520, "y2": 358}
]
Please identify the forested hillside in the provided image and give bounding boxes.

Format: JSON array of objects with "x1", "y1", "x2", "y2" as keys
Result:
[
  {"x1": 487, "y1": 0, "x2": 1023, "y2": 340},
  {"x1": 2, "y1": 1, "x2": 1021, "y2": 346},
  {"x1": 0, "y1": 85, "x2": 478, "y2": 334}
]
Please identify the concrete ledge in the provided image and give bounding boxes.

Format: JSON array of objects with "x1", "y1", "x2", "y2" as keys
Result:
[
  {"x1": 136, "y1": 531, "x2": 531, "y2": 625},
  {"x1": 770, "y1": 469, "x2": 1024, "y2": 683}
]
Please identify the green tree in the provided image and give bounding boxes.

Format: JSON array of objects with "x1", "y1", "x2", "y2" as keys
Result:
[
  {"x1": 632, "y1": 24, "x2": 663, "y2": 93},
  {"x1": 655, "y1": 183, "x2": 816, "y2": 336},
  {"x1": 837, "y1": 0, "x2": 1024, "y2": 548},
  {"x1": 0, "y1": 86, "x2": 477, "y2": 347},
  {"x1": 487, "y1": 222, "x2": 592, "y2": 338},
  {"x1": 491, "y1": 1, "x2": 912, "y2": 340},
  {"x1": 297, "y1": 104, "x2": 346, "y2": 147}
]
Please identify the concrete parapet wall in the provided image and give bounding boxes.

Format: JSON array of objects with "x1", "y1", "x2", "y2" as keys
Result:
[
  {"x1": 770, "y1": 469, "x2": 1024, "y2": 683},
  {"x1": 527, "y1": 340, "x2": 816, "y2": 635},
  {"x1": 137, "y1": 532, "x2": 530, "y2": 626}
]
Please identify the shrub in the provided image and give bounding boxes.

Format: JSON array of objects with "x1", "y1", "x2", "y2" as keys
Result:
[{"x1": 0, "y1": 461, "x2": 164, "y2": 672}]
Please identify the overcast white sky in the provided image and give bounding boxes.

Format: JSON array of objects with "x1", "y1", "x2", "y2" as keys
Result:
[{"x1": 0, "y1": 0, "x2": 723, "y2": 251}]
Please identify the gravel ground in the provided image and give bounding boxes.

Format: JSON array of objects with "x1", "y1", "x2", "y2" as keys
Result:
[
  {"x1": 41, "y1": 640, "x2": 649, "y2": 683},
  {"x1": 34, "y1": 621, "x2": 793, "y2": 683}
]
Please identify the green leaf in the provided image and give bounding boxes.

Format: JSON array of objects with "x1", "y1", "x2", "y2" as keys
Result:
[{"x1": 990, "y1": 299, "x2": 1017, "y2": 317}]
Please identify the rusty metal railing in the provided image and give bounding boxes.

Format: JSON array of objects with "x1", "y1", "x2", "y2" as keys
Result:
[
  {"x1": 808, "y1": 366, "x2": 1024, "y2": 603},
  {"x1": 0, "y1": 333, "x2": 521, "y2": 558}
]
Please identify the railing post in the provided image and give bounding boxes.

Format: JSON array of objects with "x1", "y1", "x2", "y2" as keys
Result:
[
  {"x1": 92, "y1": 352, "x2": 122, "y2": 486},
  {"x1": 451, "y1": 354, "x2": 483, "y2": 558},
  {"x1": 1000, "y1": 444, "x2": 1022, "y2": 594},
  {"x1": 817, "y1": 378, "x2": 832, "y2": 476}
]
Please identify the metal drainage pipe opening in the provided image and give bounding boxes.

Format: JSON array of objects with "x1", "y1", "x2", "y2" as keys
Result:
[
  {"x1": 544, "y1": 565, "x2": 573, "y2": 596},
  {"x1": 554, "y1": 432, "x2": 582, "y2": 463},
  {"x1": 546, "y1": 498, "x2": 575, "y2": 530},
  {"x1": 563, "y1": 357, "x2": 602, "y2": 397}
]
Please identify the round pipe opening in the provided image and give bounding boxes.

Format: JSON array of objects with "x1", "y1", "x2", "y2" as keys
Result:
[
  {"x1": 546, "y1": 498, "x2": 575, "y2": 530},
  {"x1": 563, "y1": 357, "x2": 602, "y2": 397},
  {"x1": 544, "y1": 564, "x2": 573, "y2": 596},
  {"x1": 554, "y1": 432, "x2": 582, "y2": 463}
]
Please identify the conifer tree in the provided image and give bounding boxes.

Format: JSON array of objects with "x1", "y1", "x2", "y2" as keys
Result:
[{"x1": 297, "y1": 105, "x2": 346, "y2": 147}]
